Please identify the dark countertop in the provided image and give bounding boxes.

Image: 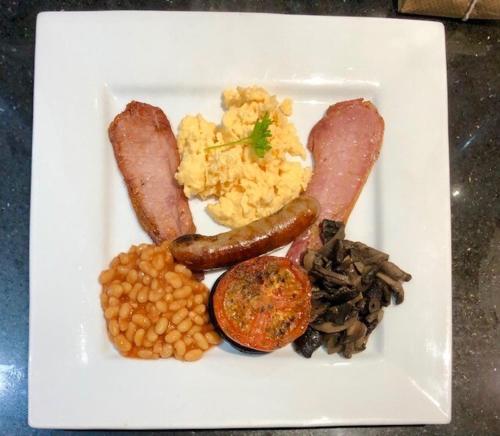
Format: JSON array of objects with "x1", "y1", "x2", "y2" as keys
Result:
[{"x1": 1, "y1": 1, "x2": 498, "y2": 435}]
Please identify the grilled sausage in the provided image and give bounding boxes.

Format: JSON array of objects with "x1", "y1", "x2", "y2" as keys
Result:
[{"x1": 170, "y1": 196, "x2": 319, "y2": 270}]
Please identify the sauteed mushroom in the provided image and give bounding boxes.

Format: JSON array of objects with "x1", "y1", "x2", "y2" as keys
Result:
[
  {"x1": 294, "y1": 220, "x2": 412, "y2": 359},
  {"x1": 294, "y1": 327, "x2": 323, "y2": 358}
]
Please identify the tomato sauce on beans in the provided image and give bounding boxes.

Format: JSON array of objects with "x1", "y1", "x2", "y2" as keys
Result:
[{"x1": 99, "y1": 241, "x2": 221, "y2": 361}]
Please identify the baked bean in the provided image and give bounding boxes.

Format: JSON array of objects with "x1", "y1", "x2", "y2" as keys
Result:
[
  {"x1": 191, "y1": 281, "x2": 202, "y2": 292},
  {"x1": 99, "y1": 269, "x2": 115, "y2": 285},
  {"x1": 117, "y1": 265, "x2": 129, "y2": 276},
  {"x1": 148, "y1": 288, "x2": 165, "y2": 303},
  {"x1": 129, "y1": 283, "x2": 142, "y2": 300},
  {"x1": 122, "y1": 282, "x2": 132, "y2": 293},
  {"x1": 136, "y1": 243, "x2": 148, "y2": 253},
  {"x1": 132, "y1": 314, "x2": 151, "y2": 329},
  {"x1": 137, "y1": 287, "x2": 149, "y2": 303},
  {"x1": 119, "y1": 253, "x2": 130, "y2": 265},
  {"x1": 126, "y1": 269, "x2": 138, "y2": 284},
  {"x1": 177, "y1": 318, "x2": 193, "y2": 333},
  {"x1": 164, "y1": 271, "x2": 175, "y2": 281},
  {"x1": 151, "y1": 278, "x2": 159, "y2": 291},
  {"x1": 125, "y1": 322, "x2": 137, "y2": 342},
  {"x1": 184, "y1": 349, "x2": 203, "y2": 362},
  {"x1": 104, "y1": 306, "x2": 119, "y2": 319},
  {"x1": 150, "y1": 268, "x2": 158, "y2": 278},
  {"x1": 118, "y1": 318, "x2": 128, "y2": 332},
  {"x1": 155, "y1": 300, "x2": 167, "y2": 313},
  {"x1": 161, "y1": 343, "x2": 173, "y2": 358},
  {"x1": 115, "y1": 335, "x2": 132, "y2": 353},
  {"x1": 174, "y1": 340, "x2": 186, "y2": 357},
  {"x1": 153, "y1": 341, "x2": 163, "y2": 355},
  {"x1": 165, "y1": 293, "x2": 174, "y2": 303},
  {"x1": 137, "y1": 349, "x2": 155, "y2": 359},
  {"x1": 146, "y1": 327, "x2": 158, "y2": 343},
  {"x1": 193, "y1": 315, "x2": 204, "y2": 326},
  {"x1": 165, "y1": 330, "x2": 181, "y2": 344},
  {"x1": 193, "y1": 294, "x2": 203, "y2": 305},
  {"x1": 119, "y1": 303, "x2": 131, "y2": 319},
  {"x1": 143, "y1": 339, "x2": 153, "y2": 348},
  {"x1": 140, "y1": 247, "x2": 154, "y2": 261},
  {"x1": 142, "y1": 275, "x2": 151, "y2": 286},
  {"x1": 194, "y1": 332, "x2": 209, "y2": 350},
  {"x1": 172, "y1": 308, "x2": 188, "y2": 325},
  {"x1": 165, "y1": 271, "x2": 182, "y2": 289},
  {"x1": 155, "y1": 317, "x2": 168, "y2": 335},
  {"x1": 173, "y1": 286, "x2": 192, "y2": 300},
  {"x1": 100, "y1": 293, "x2": 108, "y2": 307},
  {"x1": 174, "y1": 263, "x2": 193, "y2": 278},
  {"x1": 134, "y1": 328, "x2": 145, "y2": 346},
  {"x1": 168, "y1": 300, "x2": 186, "y2": 311},
  {"x1": 187, "y1": 325, "x2": 202, "y2": 336},
  {"x1": 108, "y1": 319, "x2": 119, "y2": 336},
  {"x1": 152, "y1": 254, "x2": 165, "y2": 271},
  {"x1": 146, "y1": 303, "x2": 159, "y2": 317},
  {"x1": 193, "y1": 304, "x2": 206, "y2": 315},
  {"x1": 205, "y1": 331, "x2": 221, "y2": 345},
  {"x1": 108, "y1": 297, "x2": 120, "y2": 307},
  {"x1": 108, "y1": 283, "x2": 123, "y2": 298}
]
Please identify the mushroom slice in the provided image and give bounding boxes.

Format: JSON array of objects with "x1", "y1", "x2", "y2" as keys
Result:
[
  {"x1": 312, "y1": 316, "x2": 357, "y2": 333},
  {"x1": 343, "y1": 342, "x2": 355, "y2": 358},
  {"x1": 381, "y1": 261, "x2": 412, "y2": 282},
  {"x1": 294, "y1": 327, "x2": 323, "y2": 358},
  {"x1": 320, "y1": 220, "x2": 345, "y2": 244},
  {"x1": 376, "y1": 272, "x2": 405, "y2": 304},
  {"x1": 302, "y1": 250, "x2": 317, "y2": 272},
  {"x1": 323, "y1": 333, "x2": 343, "y2": 354},
  {"x1": 345, "y1": 320, "x2": 368, "y2": 343}
]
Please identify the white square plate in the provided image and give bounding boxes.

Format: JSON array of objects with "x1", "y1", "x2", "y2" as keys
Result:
[{"x1": 29, "y1": 11, "x2": 451, "y2": 429}]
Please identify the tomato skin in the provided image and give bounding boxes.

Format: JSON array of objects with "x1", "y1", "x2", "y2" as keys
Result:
[
  {"x1": 209, "y1": 256, "x2": 312, "y2": 353},
  {"x1": 208, "y1": 276, "x2": 265, "y2": 354}
]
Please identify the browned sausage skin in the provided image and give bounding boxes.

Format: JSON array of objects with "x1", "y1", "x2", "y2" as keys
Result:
[{"x1": 170, "y1": 196, "x2": 319, "y2": 270}]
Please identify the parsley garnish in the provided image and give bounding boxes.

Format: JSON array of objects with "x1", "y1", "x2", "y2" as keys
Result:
[{"x1": 206, "y1": 113, "x2": 272, "y2": 158}]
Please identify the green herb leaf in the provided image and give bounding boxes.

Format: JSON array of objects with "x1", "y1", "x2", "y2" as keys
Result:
[
  {"x1": 205, "y1": 112, "x2": 273, "y2": 158},
  {"x1": 249, "y1": 112, "x2": 272, "y2": 158}
]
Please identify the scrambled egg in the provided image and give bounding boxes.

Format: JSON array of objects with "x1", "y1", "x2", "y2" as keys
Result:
[{"x1": 175, "y1": 86, "x2": 311, "y2": 228}]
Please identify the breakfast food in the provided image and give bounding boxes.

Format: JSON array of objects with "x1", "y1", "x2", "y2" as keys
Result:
[
  {"x1": 294, "y1": 220, "x2": 411, "y2": 358},
  {"x1": 103, "y1": 93, "x2": 409, "y2": 362},
  {"x1": 210, "y1": 256, "x2": 311, "y2": 352},
  {"x1": 287, "y1": 99, "x2": 384, "y2": 264},
  {"x1": 109, "y1": 101, "x2": 195, "y2": 243},
  {"x1": 99, "y1": 241, "x2": 221, "y2": 361},
  {"x1": 170, "y1": 195, "x2": 319, "y2": 270},
  {"x1": 175, "y1": 86, "x2": 311, "y2": 228}
]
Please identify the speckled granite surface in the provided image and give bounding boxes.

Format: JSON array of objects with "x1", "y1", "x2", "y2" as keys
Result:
[{"x1": 0, "y1": 1, "x2": 498, "y2": 435}]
